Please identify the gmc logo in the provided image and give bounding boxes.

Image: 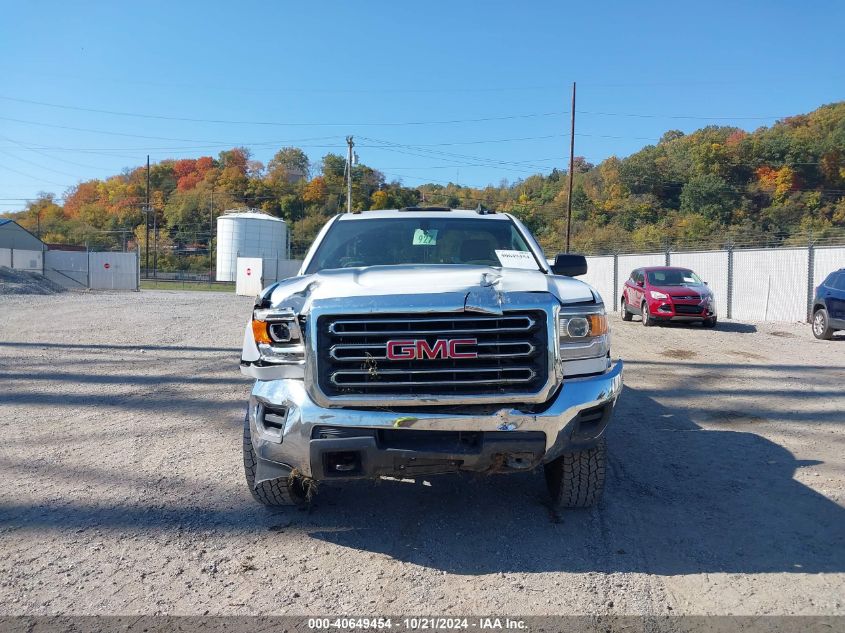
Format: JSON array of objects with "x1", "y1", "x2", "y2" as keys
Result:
[{"x1": 386, "y1": 338, "x2": 478, "y2": 360}]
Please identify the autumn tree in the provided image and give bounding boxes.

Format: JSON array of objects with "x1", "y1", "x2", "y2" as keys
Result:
[
  {"x1": 302, "y1": 176, "x2": 328, "y2": 206},
  {"x1": 680, "y1": 174, "x2": 737, "y2": 224},
  {"x1": 267, "y1": 147, "x2": 310, "y2": 186},
  {"x1": 5, "y1": 101, "x2": 844, "y2": 266}
]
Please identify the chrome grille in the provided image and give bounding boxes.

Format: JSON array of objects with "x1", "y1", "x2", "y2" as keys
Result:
[{"x1": 316, "y1": 312, "x2": 548, "y2": 398}]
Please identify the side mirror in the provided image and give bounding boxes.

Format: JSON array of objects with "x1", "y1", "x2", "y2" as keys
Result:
[
  {"x1": 636, "y1": 280, "x2": 644, "y2": 287},
  {"x1": 550, "y1": 253, "x2": 587, "y2": 277}
]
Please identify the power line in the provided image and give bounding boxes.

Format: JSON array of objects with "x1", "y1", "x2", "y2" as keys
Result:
[
  {"x1": 0, "y1": 68, "x2": 564, "y2": 94},
  {"x1": 359, "y1": 136, "x2": 557, "y2": 173},
  {"x1": 368, "y1": 146, "x2": 545, "y2": 175},
  {"x1": 0, "y1": 131, "x2": 658, "y2": 154},
  {"x1": 12, "y1": 148, "x2": 115, "y2": 169},
  {"x1": 0, "y1": 135, "x2": 561, "y2": 152},
  {"x1": 0, "y1": 140, "x2": 345, "y2": 153},
  {"x1": 378, "y1": 161, "x2": 603, "y2": 170},
  {"x1": 0, "y1": 94, "x2": 801, "y2": 125},
  {"x1": 1, "y1": 135, "x2": 176, "y2": 170},
  {"x1": 0, "y1": 115, "x2": 249, "y2": 144},
  {"x1": 0, "y1": 116, "x2": 349, "y2": 151},
  {"x1": 382, "y1": 134, "x2": 562, "y2": 147},
  {"x1": 0, "y1": 161, "x2": 72, "y2": 188},
  {"x1": 0, "y1": 148, "x2": 81, "y2": 179},
  {"x1": 576, "y1": 109, "x2": 786, "y2": 121},
  {"x1": 0, "y1": 95, "x2": 565, "y2": 127}
]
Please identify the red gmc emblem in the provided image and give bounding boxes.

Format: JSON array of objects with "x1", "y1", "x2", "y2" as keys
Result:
[{"x1": 386, "y1": 339, "x2": 478, "y2": 360}]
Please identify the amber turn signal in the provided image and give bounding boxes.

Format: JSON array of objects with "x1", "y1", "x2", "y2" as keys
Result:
[
  {"x1": 587, "y1": 313, "x2": 608, "y2": 336},
  {"x1": 252, "y1": 319, "x2": 272, "y2": 344}
]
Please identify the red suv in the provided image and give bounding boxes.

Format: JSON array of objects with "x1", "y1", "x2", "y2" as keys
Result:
[{"x1": 621, "y1": 266, "x2": 717, "y2": 327}]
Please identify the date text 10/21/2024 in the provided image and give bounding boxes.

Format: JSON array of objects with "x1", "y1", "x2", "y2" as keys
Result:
[{"x1": 307, "y1": 617, "x2": 528, "y2": 630}]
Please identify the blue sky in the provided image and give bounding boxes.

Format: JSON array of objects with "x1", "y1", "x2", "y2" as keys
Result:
[{"x1": 1, "y1": 0, "x2": 843, "y2": 211}]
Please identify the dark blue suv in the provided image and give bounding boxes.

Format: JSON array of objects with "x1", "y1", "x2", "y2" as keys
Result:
[{"x1": 812, "y1": 268, "x2": 845, "y2": 339}]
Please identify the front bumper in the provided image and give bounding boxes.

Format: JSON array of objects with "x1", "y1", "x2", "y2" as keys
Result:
[
  {"x1": 650, "y1": 300, "x2": 715, "y2": 321},
  {"x1": 247, "y1": 361, "x2": 623, "y2": 483}
]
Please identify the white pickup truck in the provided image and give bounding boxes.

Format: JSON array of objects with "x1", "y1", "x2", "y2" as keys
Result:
[{"x1": 240, "y1": 207, "x2": 623, "y2": 508}]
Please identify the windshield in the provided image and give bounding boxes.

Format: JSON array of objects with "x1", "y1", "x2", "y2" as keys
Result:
[
  {"x1": 305, "y1": 216, "x2": 540, "y2": 274},
  {"x1": 647, "y1": 269, "x2": 703, "y2": 286}
]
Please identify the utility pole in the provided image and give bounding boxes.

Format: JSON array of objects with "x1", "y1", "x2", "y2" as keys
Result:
[
  {"x1": 152, "y1": 200, "x2": 158, "y2": 279},
  {"x1": 346, "y1": 135, "x2": 354, "y2": 213},
  {"x1": 209, "y1": 188, "x2": 215, "y2": 280},
  {"x1": 565, "y1": 82, "x2": 576, "y2": 253},
  {"x1": 145, "y1": 155, "x2": 150, "y2": 275}
]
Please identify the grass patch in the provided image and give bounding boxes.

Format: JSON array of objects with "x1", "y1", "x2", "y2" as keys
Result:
[{"x1": 141, "y1": 279, "x2": 235, "y2": 292}]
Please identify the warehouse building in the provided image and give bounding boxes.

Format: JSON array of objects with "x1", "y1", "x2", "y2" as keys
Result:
[{"x1": 0, "y1": 218, "x2": 45, "y2": 251}]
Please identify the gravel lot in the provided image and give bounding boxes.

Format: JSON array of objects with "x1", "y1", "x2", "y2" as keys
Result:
[{"x1": 1, "y1": 290, "x2": 843, "y2": 616}]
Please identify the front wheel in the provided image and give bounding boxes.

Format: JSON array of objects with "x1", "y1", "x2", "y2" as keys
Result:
[
  {"x1": 544, "y1": 438, "x2": 607, "y2": 508},
  {"x1": 243, "y1": 413, "x2": 309, "y2": 507},
  {"x1": 703, "y1": 317, "x2": 717, "y2": 328},
  {"x1": 812, "y1": 308, "x2": 835, "y2": 340},
  {"x1": 641, "y1": 302, "x2": 655, "y2": 327},
  {"x1": 621, "y1": 297, "x2": 633, "y2": 321}
]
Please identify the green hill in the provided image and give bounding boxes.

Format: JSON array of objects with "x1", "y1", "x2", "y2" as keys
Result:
[{"x1": 5, "y1": 102, "x2": 844, "y2": 267}]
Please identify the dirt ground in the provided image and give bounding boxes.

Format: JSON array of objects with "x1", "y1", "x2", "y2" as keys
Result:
[{"x1": 0, "y1": 290, "x2": 843, "y2": 616}]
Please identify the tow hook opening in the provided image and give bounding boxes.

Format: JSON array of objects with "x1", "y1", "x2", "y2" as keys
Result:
[
  {"x1": 263, "y1": 407, "x2": 288, "y2": 430},
  {"x1": 324, "y1": 451, "x2": 362, "y2": 476},
  {"x1": 254, "y1": 403, "x2": 289, "y2": 443},
  {"x1": 504, "y1": 453, "x2": 535, "y2": 470}
]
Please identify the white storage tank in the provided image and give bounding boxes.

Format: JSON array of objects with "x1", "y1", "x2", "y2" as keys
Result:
[{"x1": 216, "y1": 209, "x2": 287, "y2": 282}]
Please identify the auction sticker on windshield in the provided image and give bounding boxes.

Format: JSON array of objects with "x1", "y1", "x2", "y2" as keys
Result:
[
  {"x1": 412, "y1": 229, "x2": 438, "y2": 245},
  {"x1": 495, "y1": 249, "x2": 537, "y2": 269}
]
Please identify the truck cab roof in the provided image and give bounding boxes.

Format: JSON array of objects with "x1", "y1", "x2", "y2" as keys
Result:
[{"x1": 335, "y1": 208, "x2": 508, "y2": 221}]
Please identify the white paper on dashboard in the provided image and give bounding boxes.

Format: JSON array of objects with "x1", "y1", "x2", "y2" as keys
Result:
[{"x1": 494, "y1": 250, "x2": 538, "y2": 269}]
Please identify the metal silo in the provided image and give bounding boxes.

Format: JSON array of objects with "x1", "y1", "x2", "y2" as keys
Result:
[{"x1": 216, "y1": 209, "x2": 287, "y2": 282}]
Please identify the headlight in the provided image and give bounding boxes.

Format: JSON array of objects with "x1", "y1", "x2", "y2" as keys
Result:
[
  {"x1": 650, "y1": 290, "x2": 668, "y2": 300},
  {"x1": 559, "y1": 307, "x2": 609, "y2": 361},
  {"x1": 268, "y1": 322, "x2": 293, "y2": 343},
  {"x1": 252, "y1": 308, "x2": 305, "y2": 365}
]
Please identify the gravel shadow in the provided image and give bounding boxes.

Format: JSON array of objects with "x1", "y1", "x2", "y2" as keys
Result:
[
  {"x1": 302, "y1": 385, "x2": 844, "y2": 575},
  {"x1": 4, "y1": 386, "x2": 840, "y2": 577}
]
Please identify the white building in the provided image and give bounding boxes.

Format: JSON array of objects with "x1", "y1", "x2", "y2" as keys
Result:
[{"x1": 215, "y1": 209, "x2": 288, "y2": 282}]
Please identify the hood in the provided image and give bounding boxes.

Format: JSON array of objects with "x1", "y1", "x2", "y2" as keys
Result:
[
  {"x1": 265, "y1": 265, "x2": 597, "y2": 315},
  {"x1": 651, "y1": 284, "x2": 708, "y2": 298}
]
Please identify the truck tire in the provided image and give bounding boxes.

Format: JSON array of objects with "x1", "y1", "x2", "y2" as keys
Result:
[
  {"x1": 242, "y1": 413, "x2": 308, "y2": 507},
  {"x1": 621, "y1": 297, "x2": 633, "y2": 321},
  {"x1": 812, "y1": 308, "x2": 835, "y2": 340},
  {"x1": 544, "y1": 438, "x2": 607, "y2": 508}
]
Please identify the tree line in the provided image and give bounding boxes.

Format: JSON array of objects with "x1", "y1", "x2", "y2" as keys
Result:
[{"x1": 5, "y1": 101, "x2": 844, "y2": 270}]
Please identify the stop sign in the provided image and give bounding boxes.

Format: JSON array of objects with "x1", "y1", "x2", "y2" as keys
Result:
[{"x1": 104, "y1": 263, "x2": 111, "y2": 269}]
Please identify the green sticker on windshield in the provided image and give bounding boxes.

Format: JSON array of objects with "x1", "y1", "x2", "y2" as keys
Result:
[{"x1": 412, "y1": 228, "x2": 438, "y2": 246}]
